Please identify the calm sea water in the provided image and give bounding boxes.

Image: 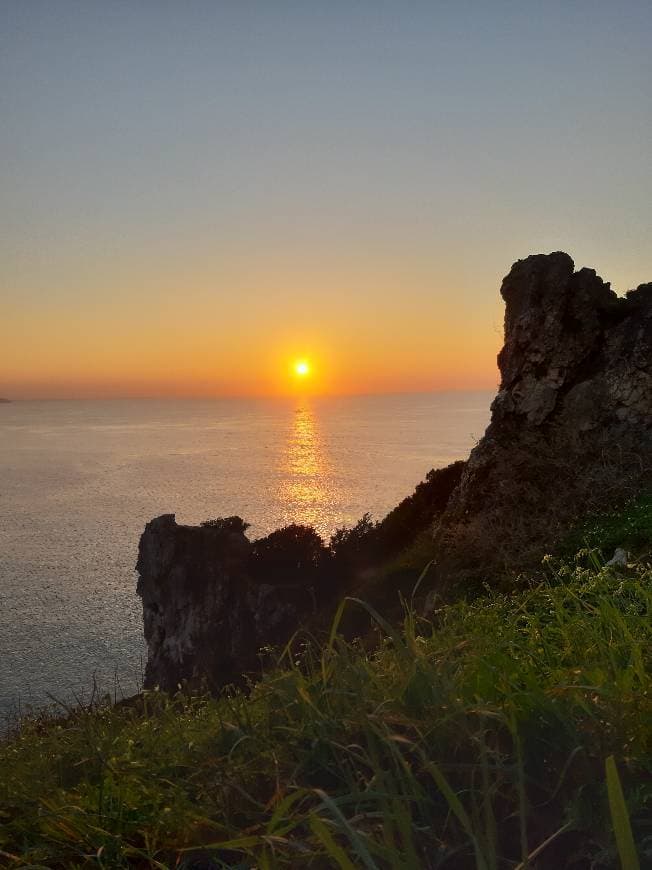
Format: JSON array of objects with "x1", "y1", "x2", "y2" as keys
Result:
[{"x1": 0, "y1": 393, "x2": 492, "y2": 717}]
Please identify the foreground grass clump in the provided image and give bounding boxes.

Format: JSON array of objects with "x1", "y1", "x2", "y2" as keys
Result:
[
  {"x1": 563, "y1": 491, "x2": 652, "y2": 559},
  {"x1": 1, "y1": 559, "x2": 651, "y2": 868}
]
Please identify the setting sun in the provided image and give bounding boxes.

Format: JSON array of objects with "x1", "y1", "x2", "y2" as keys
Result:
[{"x1": 294, "y1": 360, "x2": 310, "y2": 377}]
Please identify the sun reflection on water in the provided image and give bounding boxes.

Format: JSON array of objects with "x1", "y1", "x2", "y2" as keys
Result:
[{"x1": 278, "y1": 403, "x2": 337, "y2": 535}]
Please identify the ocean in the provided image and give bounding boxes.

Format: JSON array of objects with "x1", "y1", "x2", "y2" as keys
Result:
[{"x1": 0, "y1": 392, "x2": 492, "y2": 717}]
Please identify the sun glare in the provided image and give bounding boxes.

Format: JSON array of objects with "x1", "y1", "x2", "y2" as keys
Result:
[{"x1": 294, "y1": 360, "x2": 310, "y2": 377}]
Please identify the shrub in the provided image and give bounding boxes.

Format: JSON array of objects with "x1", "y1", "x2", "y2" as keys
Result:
[
  {"x1": 376, "y1": 459, "x2": 465, "y2": 555},
  {"x1": 329, "y1": 512, "x2": 379, "y2": 573},
  {"x1": 200, "y1": 515, "x2": 250, "y2": 535},
  {"x1": 251, "y1": 524, "x2": 328, "y2": 586}
]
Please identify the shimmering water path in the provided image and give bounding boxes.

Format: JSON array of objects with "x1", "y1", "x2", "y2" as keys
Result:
[{"x1": 0, "y1": 393, "x2": 492, "y2": 716}]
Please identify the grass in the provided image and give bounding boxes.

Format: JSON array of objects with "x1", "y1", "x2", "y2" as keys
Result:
[
  {"x1": 562, "y1": 491, "x2": 652, "y2": 559},
  {"x1": 1, "y1": 555, "x2": 652, "y2": 868}
]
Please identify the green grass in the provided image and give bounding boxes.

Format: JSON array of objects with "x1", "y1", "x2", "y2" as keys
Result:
[
  {"x1": 1, "y1": 556, "x2": 652, "y2": 868},
  {"x1": 562, "y1": 491, "x2": 652, "y2": 559}
]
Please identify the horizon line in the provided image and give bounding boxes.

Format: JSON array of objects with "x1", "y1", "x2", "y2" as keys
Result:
[{"x1": 0, "y1": 385, "x2": 499, "y2": 403}]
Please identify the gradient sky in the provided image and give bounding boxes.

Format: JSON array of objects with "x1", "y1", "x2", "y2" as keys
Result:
[{"x1": 2, "y1": 1, "x2": 651, "y2": 398}]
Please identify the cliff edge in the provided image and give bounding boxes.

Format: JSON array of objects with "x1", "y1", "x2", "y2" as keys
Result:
[
  {"x1": 436, "y1": 251, "x2": 652, "y2": 577},
  {"x1": 136, "y1": 252, "x2": 652, "y2": 691},
  {"x1": 136, "y1": 515, "x2": 315, "y2": 691}
]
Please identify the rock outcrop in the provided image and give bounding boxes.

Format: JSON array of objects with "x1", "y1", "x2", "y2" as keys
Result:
[
  {"x1": 136, "y1": 515, "x2": 315, "y2": 691},
  {"x1": 136, "y1": 251, "x2": 652, "y2": 690},
  {"x1": 436, "y1": 252, "x2": 652, "y2": 578},
  {"x1": 135, "y1": 460, "x2": 470, "y2": 692}
]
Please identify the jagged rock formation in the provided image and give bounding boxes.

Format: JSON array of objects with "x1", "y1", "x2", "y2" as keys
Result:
[
  {"x1": 136, "y1": 515, "x2": 315, "y2": 691},
  {"x1": 136, "y1": 465, "x2": 466, "y2": 692},
  {"x1": 136, "y1": 251, "x2": 652, "y2": 689},
  {"x1": 436, "y1": 251, "x2": 652, "y2": 578}
]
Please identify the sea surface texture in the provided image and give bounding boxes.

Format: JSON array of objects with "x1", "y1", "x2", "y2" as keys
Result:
[{"x1": 0, "y1": 393, "x2": 492, "y2": 717}]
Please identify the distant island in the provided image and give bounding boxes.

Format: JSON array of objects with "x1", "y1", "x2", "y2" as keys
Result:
[{"x1": 0, "y1": 398, "x2": 11, "y2": 403}]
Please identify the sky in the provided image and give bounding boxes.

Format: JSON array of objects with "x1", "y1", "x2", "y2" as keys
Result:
[{"x1": 2, "y1": 1, "x2": 651, "y2": 399}]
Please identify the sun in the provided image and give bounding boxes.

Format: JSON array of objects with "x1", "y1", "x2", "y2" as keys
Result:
[{"x1": 294, "y1": 359, "x2": 310, "y2": 377}]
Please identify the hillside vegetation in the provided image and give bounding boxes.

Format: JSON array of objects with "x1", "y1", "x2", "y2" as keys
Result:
[{"x1": 1, "y1": 497, "x2": 651, "y2": 869}]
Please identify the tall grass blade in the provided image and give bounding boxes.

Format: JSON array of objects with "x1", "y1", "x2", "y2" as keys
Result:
[
  {"x1": 410, "y1": 559, "x2": 434, "y2": 605},
  {"x1": 314, "y1": 788, "x2": 380, "y2": 870},
  {"x1": 424, "y1": 760, "x2": 489, "y2": 870},
  {"x1": 605, "y1": 755, "x2": 640, "y2": 870},
  {"x1": 327, "y1": 597, "x2": 348, "y2": 653},
  {"x1": 513, "y1": 821, "x2": 573, "y2": 870},
  {"x1": 345, "y1": 597, "x2": 409, "y2": 659},
  {"x1": 310, "y1": 815, "x2": 358, "y2": 870}
]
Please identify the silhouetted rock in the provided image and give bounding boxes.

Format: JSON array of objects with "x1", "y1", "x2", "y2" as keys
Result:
[
  {"x1": 135, "y1": 466, "x2": 465, "y2": 691},
  {"x1": 136, "y1": 515, "x2": 315, "y2": 692},
  {"x1": 136, "y1": 251, "x2": 652, "y2": 688},
  {"x1": 436, "y1": 252, "x2": 652, "y2": 579}
]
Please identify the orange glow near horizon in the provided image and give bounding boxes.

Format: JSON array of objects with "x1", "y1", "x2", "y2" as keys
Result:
[
  {"x1": 3, "y1": 5, "x2": 650, "y2": 404},
  {"x1": 1, "y1": 263, "x2": 504, "y2": 400},
  {"x1": 0, "y1": 346, "x2": 501, "y2": 400}
]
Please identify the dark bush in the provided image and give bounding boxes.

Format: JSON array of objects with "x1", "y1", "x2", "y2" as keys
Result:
[
  {"x1": 200, "y1": 516, "x2": 250, "y2": 535},
  {"x1": 327, "y1": 461, "x2": 466, "y2": 576},
  {"x1": 329, "y1": 513, "x2": 380, "y2": 574},
  {"x1": 375, "y1": 460, "x2": 465, "y2": 555},
  {"x1": 251, "y1": 524, "x2": 328, "y2": 586},
  {"x1": 243, "y1": 462, "x2": 465, "y2": 595}
]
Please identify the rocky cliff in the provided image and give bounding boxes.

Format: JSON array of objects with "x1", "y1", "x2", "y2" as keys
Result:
[
  {"x1": 136, "y1": 466, "x2": 466, "y2": 692},
  {"x1": 136, "y1": 515, "x2": 315, "y2": 691},
  {"x1": 136, "y1": 251, "x2": 652, "y2": 690},
  {"x1": 436, "y1": 251, "x2": 652, "y2": 578}
]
